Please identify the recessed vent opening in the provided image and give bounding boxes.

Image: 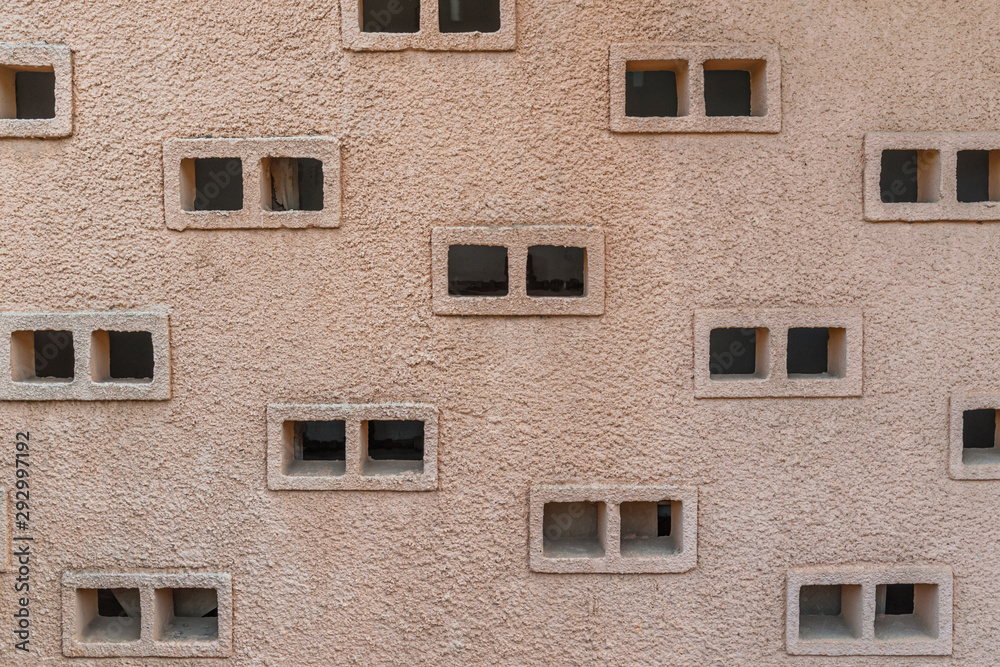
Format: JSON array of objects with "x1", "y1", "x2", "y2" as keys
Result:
[
  {"x1": 542, "y1": 501, "x2": 605, "y2": 559},
  {"x1": 798, "y1": 584, "x2": 862, "y2": 641},
  {"x1": 526, "y1": 245, "x2": 585, "y2": 297},
  {"x1": 155, "y1": 588, "x2": 219, "y2": 642},
  {"x1": 620, "y1": 500, "x2": 680, "y2": 558},
  {"x1": 875, "y1": 583, "x2": 938, "y2": 641},
  {"x1": 77, "y1": 588, "x2": 141, "y2": 643},
  {"x1": 363, "y1": 420, "x2": 425, "y2": 475},
  {"x1": 625, "y1": 60, "x2": 687, "y2": 117},
  {"x1": 709, "y1": 327, "x2": 766, "y2": 378},
  {"x1": 438, "y1": 0, "x2": 500, "y2": 33},
  {"x1": 11, "y1": 330, "x2": 74, "y2": 382},
  {"x1": 0, "y1": 68, "x2": 57, "y2": 119},
  {"x1": 180, "y1": 158, "x2": 244, "y2": 212},
  {"x1": 448, "y1": 245, "x2": 509, "y2": 296},
  {"x1": 879, "y1": 150, "x2": 940, "y2": 203},
  {"x1": 262, "y1": 157, "x2": 324, "y2": 212},
  {"x1": 361, "y1": 0, "x2": 420, "y2": 32}
]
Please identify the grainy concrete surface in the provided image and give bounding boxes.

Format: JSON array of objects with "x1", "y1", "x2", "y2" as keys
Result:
[{"x1": 1, "y1": 0, "x2": 1000, "y2": 664}]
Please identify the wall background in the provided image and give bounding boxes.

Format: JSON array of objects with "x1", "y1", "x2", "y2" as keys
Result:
[{"x1": 1, "y1": 0, "x2": 999, "y2": 663}]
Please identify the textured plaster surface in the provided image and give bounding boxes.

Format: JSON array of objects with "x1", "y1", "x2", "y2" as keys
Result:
[{"x1": 0, "y1": 0, "x2": 998, "y2": 665}]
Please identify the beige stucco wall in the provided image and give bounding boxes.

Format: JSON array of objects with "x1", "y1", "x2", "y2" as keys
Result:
[{"x1": 2, "y1": 0, "x2": 1000, "y2": 663}]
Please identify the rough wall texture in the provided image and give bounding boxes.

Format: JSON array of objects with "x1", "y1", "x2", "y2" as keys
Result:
[{"x1": 1, "y1": 0, "x2": 1000, "y2": 664}]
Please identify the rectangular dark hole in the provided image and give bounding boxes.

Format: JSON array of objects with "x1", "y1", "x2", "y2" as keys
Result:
[
  {"x1": 448, "y1": 245, "x2": 508, "y2": 296},
  {"x1": 297, "y1": 421, "x2": 346, "y2": 461},
  {"x1": 268, "y1": 158, "x2": 323, "y2": 212},
  {"x1": 15, "y1": 71, "x2": 56, "y2": 120},
  {"x1": 172, "y1": 588, "x2": 219, "y2": 618},
  {"x1": 526, "y1": 245, "x2": 585, "y2": 297},
  {"x1": 34, "y1": 330, "x2": 74, "y2": 379},
  {"x1": 787, "y1": 327, "x2": 829, "y2": 375},
  {"x1": 439, "y1": 0, "x2": 501, "y2": 33},
  {"x1": 97, "y1": 589, "x2": 129, "y2": 617},
  {"x1": 957, "y1": 150, "x2": 990, "y2": 203},
  {"x1": 709, "y1": 328, "x2": 756, "y2": 376},
  {"x1": 883, "y1": 584, "x2": 915, "y2": 615},
  {"x1": 656, "y1": 502, "x2": 671, "y2": 537},
  {"x1": 625, "y1": 70, "x2": 678, "y2": 118},
  {"x1": 362, "y1": 0, "x2": 420, "y2": 32},
  {"x1": 880, "y1": 150, "x2": 919, "y2": 203},
  {"x1": 963, "y1": 409, "x2": 996, "y2": 449},
  {"x1": 193, "y1": 158, "x2": 243, "y2": 211},
  {"x1": 799, "y1": 585, "x2": 842, "y2": 616},
  {"x1": 704, "y1": 70, "x2": 752, "y2": 117},
  {"x1": 368, "y1": 420, "x2": 424, "y2": 461},
  {"x1": 108, "y1": 331, "x2": 154, "y2": 380}
]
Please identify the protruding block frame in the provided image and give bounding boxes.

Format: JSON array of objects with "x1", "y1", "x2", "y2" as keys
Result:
[
  {"x1": 163, "y1": 137, "x2": 341, "y2": 230},
  {"x1": 340, "y1": 0, "x2": 516, "y2": 51},
  {"x1": 786, "y1": 564, "x2": 953, "y2": 656},
  {"x1": 0, "y1": 43, "x2": 73, "y2": 138},
  {"x1": 529, "y1": 485, "x2": 698, "y2": 574},
  {"x1": 864, "y1": 132, "x2": 1000, "y2": 221},
  {"x1": 693, "y1": 308, "x2": 863, "y2": 398},
  {"x1": 0, "y1": 311, "x2": 170, "y2": 401},
  {"x1": 62, "y1": 571, "x2": 232, "y2": 659},
  {"x1": 432, "y1": 225, "x2": 605, "y2": 316},
  {"x1": 949, "y1": 392, "x2": 1000, "y2": 479},
  {"x1": 609, "y1": 43, "x2": 781, "y2": 133},
  {"x1": 267, "y1": 403, "x2": 438, "y2": 491}
]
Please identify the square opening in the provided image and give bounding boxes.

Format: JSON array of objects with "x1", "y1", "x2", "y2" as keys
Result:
[
  {"x1": 879, "y1": 149, "x2": 941, "y2": 203},
  {"x1": 798, "y1": 584, "x2": 862, "y2": 641},
  {"x1": 439, "y1": 0, "x2": 501, "y2": 33},
  {"x1": 526, "y1": 245, "x2": 585, "y2": 297},
  {"x1": 709, "y1": 327, "x2": 768, "y2": 379},
  {"x1": 703, "y1": 60, "x2": 766, "y2": 117},
  {"x1": 875, "y1": 583, "x2": 938, "y2": 641},
  {"x1": 542, "y1": 501, "x2": 606, "y2": 558},
  {"x1": 179, "y1": 158, "x2": 244, "y2": 212},
  {"x1": 447, "y1": 245, "x2": 509, "y2": 297},
  {"x1": 361, "y1": 0, "x2": 420, "y2": 32},
  {"x1": 787, "y1": 327, "x2": 847, "y2": 378},
  {"x1": 363, "y1": 420, "x2": 425, "y2": 476},
  {"x1": 285, "y1": 420, "x2": 347, "y2": 477},
  {"x1": 0, "y1": 67, "x2": 56, "y2": 120},
  {"x1": 962, "y1": 408, "x2": 1000, "y2": 466},
  {"x1": 261, "y1": 157, "x2": 324, "y2": 212},
  {"x1": 11, "y1": 330, "x2": 74, "y2": 382},
  {"x1": 154, "y1": 588, "x2": 219, "y2": 642},
  {"x1": 76, "y1": 588, "x2": 141, "y2": 643},
  {"x1": 625, "y1": 60, "x2": 688, "y2": 118},
  {"x1": 957, "y1": 150, "x2": 1000, "y2": 203},
  {"x1": 90, "y1": 331, "x2": 155, "y2": 383},
  {"x1": 619, "y1": 500, "x2": 681, "y2": 558}
]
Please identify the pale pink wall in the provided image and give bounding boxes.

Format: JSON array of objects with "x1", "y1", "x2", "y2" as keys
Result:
[{"x1": 1, "y1": 0, "x2": 1000, "y2": 663}]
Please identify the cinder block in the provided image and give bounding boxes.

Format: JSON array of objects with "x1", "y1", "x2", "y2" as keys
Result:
[
  {"x1": 432, "y1": 225, "x2": 605, "y2": 316},
  {"x1": 693, "y1": 308, "x2": 863, "y2": 398},
  {"x1": 62, "y1": 571, "x2": 232, "y2": 658},
  {"x1": 163, "y1": 137, "x2": 341, "y2": 230},
  {"x1": 949, "y1": 392, "x2": 1000, "y2": 479},
  {"x1": 786, "y1": 564, "x2": 953, "y2": 656},
  {"x1": 864, "y1": 132, "x2": 1000, "y2": 221},
  {"x1": 529, "y1": 485, "x2": 697, "y2": 574},
  {"x1": 609, "y1": 43, "x2": 781, "y2": 133},
  {"x1": 0, "y1": 43, "x2": 73, "y2": 138},
  {"x1": 267, "y1": 403, "x2": 438, "y2": 491},
  {"x1": 0, "y1": 311, "x2": 170, "y2": 401},
  {"x1": 340, "y1": 0, "x2": 516, "y2": 52}
]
